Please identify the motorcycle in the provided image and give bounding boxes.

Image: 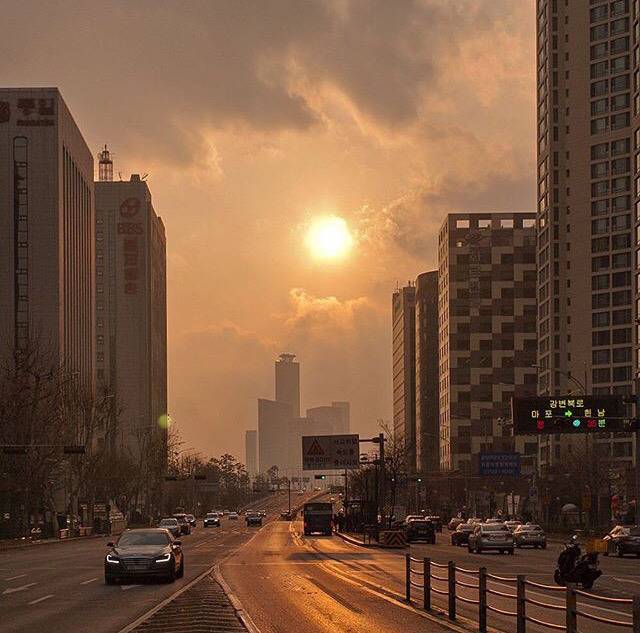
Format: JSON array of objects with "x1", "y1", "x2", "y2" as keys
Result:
[{"x1": 554, "y1": 536, "x2": 602, "y2": 590}]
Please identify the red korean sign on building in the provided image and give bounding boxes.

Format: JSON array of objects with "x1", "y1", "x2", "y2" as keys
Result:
[{"x1": 118, "y1": 198, "x2": 142, "y2": 295}]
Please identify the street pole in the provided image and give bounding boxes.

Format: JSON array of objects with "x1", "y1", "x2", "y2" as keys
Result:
[
  {"x1": 378, "y1": 432, "x2": 386, "y2": 527},
  {"x1": 288, "y1": 477, "x2": 291, "y2": 514}
]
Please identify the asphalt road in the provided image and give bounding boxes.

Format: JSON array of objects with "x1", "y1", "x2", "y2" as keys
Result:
[
  {"x1": 223, "y1": 520, "x2": 640, "y2": 633},
  {"x1": 0, "y1": 492, "x2": 305, "y2": 633},
  {"x1": 222, "y1": 518, "x2": 454, "y2": 633}
]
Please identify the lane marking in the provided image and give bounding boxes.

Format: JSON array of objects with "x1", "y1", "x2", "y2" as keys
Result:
[
  {"x1": 80, "y1": 577, "x2": 98, "y2": 585},
  {"x1": 613, "y1": 577, "x2": 640, "y2": 587},
  {"x1": 28, "y1": 594, "x2": 53, "y2": 605},
  {"x1": 120, "y1": 584, "x2": 141, "y2": 591},
  {"x1": 5, "y1": 574, "x2": 27, "y2": 581},
  {"x1": 3, "y1": 582, "x2": 37, "y2": 595}
]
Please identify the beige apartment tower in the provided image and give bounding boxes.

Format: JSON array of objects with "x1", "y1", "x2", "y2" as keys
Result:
[
  {"x1": 94, "y1": 173, "x2": 167, "y2": 455},
  {"x1": 536, "y1": 0, "x2": 636, "y2": 472},
  {"x1": 0, "y1": 88, "x2": 95, "y2": 389}
]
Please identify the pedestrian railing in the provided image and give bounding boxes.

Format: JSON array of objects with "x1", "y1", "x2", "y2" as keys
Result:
[{"x1": 404, "y1": 554, "x2": 640, "y2": 632}]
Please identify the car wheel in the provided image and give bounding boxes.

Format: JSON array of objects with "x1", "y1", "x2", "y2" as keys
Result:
[
  {"x1": 105, "y1": 575, "x2": 116, "y2": 585},
  {"x1": 176, "y1": 558, "x2": 184, "y2": 579},
  {"x1": 477, "y1": 547, "x2": 482, "y2": 554}
]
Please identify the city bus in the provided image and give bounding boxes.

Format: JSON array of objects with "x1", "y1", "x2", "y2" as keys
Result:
[{"x1": 302, "y1": 502, "x2": 333, "y2": 536}]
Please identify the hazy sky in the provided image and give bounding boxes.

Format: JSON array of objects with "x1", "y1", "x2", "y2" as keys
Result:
[{"x1": 2, "y1": 1, "x2": 536, "y2": 460}]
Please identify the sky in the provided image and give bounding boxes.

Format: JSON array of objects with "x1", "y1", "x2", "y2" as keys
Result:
[{"x1": 1, "y1": 0, "x2": 537, "y2": 461}]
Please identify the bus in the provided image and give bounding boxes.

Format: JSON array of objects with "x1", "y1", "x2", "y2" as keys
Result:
[{"x1": 302, "y1": 502, "x2": 333, "y2": 536}]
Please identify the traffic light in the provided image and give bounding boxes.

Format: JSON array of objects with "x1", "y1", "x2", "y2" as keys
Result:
[{"x1": 314, "y1": 474, "x2": 326, "y2": 480}]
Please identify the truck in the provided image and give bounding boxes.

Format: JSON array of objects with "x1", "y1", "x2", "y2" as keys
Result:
[{"x1": 302, "y1": 502, "x2": 333, "y2": 536}]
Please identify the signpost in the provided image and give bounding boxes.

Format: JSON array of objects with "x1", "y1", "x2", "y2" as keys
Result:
[
  {"x1": 511, "y1": 395, "x2": 628, "y2": 435},
  {"x1": 302, "y1": 434, "x2": 359, "y2": 471}
]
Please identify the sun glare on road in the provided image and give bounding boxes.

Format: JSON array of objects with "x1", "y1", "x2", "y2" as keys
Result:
[{"x1": 305, "y1": 216, "x2": 353, "y2": 260}]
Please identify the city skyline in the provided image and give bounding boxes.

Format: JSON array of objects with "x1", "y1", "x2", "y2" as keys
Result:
[{"x1": 0, "y1": 1, "x2": 537, "y2": 458}]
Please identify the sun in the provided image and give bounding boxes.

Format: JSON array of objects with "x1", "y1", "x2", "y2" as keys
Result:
[{"x1": 305, "y1": 216, "x2": 353, "y2": 260}]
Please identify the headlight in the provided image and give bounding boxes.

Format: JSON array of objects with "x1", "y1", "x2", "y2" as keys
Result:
[
  {"x1": 155, "y1": 553, "x2": 171, "y2": 563},
  {"x1": 106, "y1": 553, "x2": 120, "y2": 564}
]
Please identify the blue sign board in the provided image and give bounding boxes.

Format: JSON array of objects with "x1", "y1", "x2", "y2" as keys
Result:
[{"x1": 479, "y1": 452, "x2": 520, "y2": 477}]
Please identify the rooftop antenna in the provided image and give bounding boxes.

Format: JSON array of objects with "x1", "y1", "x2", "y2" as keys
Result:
[
  {"x1": 141, "y1": 173, "x2": 148, "y2": 181},
  {"x1": 97, "y1": 145, "x2": 113, "y2": 182}
]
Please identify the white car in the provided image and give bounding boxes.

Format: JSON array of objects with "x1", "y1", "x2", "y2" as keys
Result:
[{"x1": 228, "y1": 512, "x2": 239, "y2": 520}]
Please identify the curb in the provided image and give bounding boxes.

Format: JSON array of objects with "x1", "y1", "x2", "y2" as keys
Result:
[
  {"x1": 335, "y1": 531, "x2": 377, "y2": 548},
  {"x1": 215, "y1": 565, "x2": 262, "y2": 633}
]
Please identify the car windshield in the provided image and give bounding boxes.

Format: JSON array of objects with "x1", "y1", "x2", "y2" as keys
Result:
[
  {"x1": 118, "y1": 531, "x2": 170, "y2": 546},
  {"x1": 483, "y1": 525, "x2": 509, "y2": 532},
  {"x1": 519, "y1": 525, "x2": 542, "y2": 532},
  {"x1": 159, "y1": 519, "x2": 178, "y2": 526},
  {"x1": 206, "y1": 513, "x2": 217, "y2": 518}
]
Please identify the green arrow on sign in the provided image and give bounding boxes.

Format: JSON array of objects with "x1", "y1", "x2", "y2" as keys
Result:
[{"x1": 564, "y1": 410, "x2": 572, "y2": 417}]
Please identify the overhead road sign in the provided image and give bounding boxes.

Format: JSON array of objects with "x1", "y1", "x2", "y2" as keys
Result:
[
  {"x1": 302, "y1": 434, "x2": 359, "y2": 471},
  {"x1": 511, "y1": 395, "x2": 628, "y2": 435}
]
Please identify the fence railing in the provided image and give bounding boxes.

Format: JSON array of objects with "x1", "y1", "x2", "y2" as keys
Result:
[{"x1": 405, "y1": 554, "x2": 640, "y2": 633}]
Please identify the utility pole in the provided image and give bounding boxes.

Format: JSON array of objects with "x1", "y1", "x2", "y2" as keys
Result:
[
  {"x1": 288, "y1": 477, "x2": 291, "y2": 514},
  {"x1": 378, "y1": 432, "x2": 386, "y2": 526}
]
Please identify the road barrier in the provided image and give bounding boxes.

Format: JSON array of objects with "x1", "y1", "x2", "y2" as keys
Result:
[
  {"x1": 380, "y1": 530, "x2": 407, "y2": 548},
  {"x1": 405, "y1": 554, "x2": 640, "y2": 632}
]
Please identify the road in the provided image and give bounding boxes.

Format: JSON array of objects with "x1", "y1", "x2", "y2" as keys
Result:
[
  {"x1": 222, "y1": 518, "x2": 454, "y2": 633},
  {"x1": 222, "y1": 518, "x2": 640, "y2": 633},
  {"x1": 0, "y1": 492, "x2": 305, "y2": 633}
]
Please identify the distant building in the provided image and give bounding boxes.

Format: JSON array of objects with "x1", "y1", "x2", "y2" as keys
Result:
[
  {"x1": 275, "y1": 353, "x2": 300, "y2": 417},
  {"x1": 306, "y1": 402, "x2": 350, "y2": 435},
  {"x1": 438, "y1": 213, "x2": 538, "y2": 473},
  {"x1": 392, "y1": 284, "x2": 416, "y2": 472},
  {"x1": 245, "y1": 430, "x2": 257, "y2": 479},
  {"x1": 94, "y1": 171, "x2": 167, "y2": 456},
  {"x1": 415, "y1": 271, "x2": 439, "y2": 475},
  {"x1": 258, "y1": 398, "x2": 292, "y2": 477},
  {"x1": 0, "y1": 87, "x2": 95, "y2": 389}
]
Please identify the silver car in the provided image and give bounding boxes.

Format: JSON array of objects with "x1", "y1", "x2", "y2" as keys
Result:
[
  {"x1": 468, "y1": 524, "x2": 514, "y2": 554},
  {"x1": 514, "y1": 524, "x2": 547, "y2": 549}
]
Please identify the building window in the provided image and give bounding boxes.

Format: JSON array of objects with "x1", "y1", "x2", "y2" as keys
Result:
[
  {"x1": 611, "y1": 157, "x2": 630, "y2": 174},
  {"x1": 612, "y1": 138, "x2": 630, "y2": 154},
  {"x1": 592, "y1": 274, "x2": 610, "y2": 290},
  {"x1": 613, "y1": 347, "x2": 632, "y2": 363},
  {"x1": 612, "y1": 327, "x2": 631, "y2": 342},
  {"x1": 611, "y1": 112, "x2": 630, "y2": 129},
  {"x1": 592, "y1": 311, "x2": 610, "y2": 327},
  {"x1": 590, "y1": 24, "x2": 609, "y2": 40},
  {"x1": 591, "y1": 142, "x2": 609, "y2": 159},
  {"x1": 13, "y1": 137, "x2": 28, "y2": 351},
  {"x1": 611, "y1": 18, "x2": 629, "y2": 35},
  {"x1": 613, "y1": 366, "x2": 632, "y2": 381},
  {"x1": 591, "y1": 80, "x2": 609, "y2": 97},
  {"x1": 593, "y1": 349, "x2": 611, "y2": 365},
  {"x1": 592, "y1": 117, "x2": 609, "y2": 134},
  {"x1": 612, "y1": 308, "x2": 632, "y2": 324},
  {"x1": 611, "y1": 74, "x2": 630, "y2": 91},
  {"x1": 591, "y1": 161, "x2": 609, "y2": 177},
  {"x1": 612, "y1": 252, "x2": 631, "y2": 268},
  {"x1": 592, "y1": 367, "x2": 611, "y2": 383},
  {"x1": 611, "y1": 36, "x2": 630, "y2": 54}
]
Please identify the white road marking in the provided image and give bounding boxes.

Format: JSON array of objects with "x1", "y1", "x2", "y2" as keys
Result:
[
  {"x1": 614, "y1": 577, "x2": 640, "y2": 587},
  {"x1": 5, "y1": 574, "x2": 27, "y2": 581},
  {"x1": 120, "y1": 584, "x2": 141, "y2": 591},
  {"x1": 80, "y1": 577, "x2": 98, "y2": 585},
  {"x1": 28, "y1": 594, "x2": 53, "y2": 605},
  {"x1": 3, "y1": 582, "x2": 37, "y2": 595}
]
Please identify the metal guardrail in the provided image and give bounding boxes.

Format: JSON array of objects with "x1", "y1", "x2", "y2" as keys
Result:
[{"x1": 404, "y1": 554, "x2": 640, "y2": 633}]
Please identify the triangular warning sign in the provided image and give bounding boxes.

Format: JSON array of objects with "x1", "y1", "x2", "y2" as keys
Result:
[{"x1": 306, "y1": 439, "x2": 324, "y2": 456}]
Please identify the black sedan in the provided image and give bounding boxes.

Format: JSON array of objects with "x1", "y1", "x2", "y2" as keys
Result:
[
  {"x1": 406, "y1": 519, "x2": 436, "y2": 543},
  {"x1": 104, "y1": 528, "x2": 184, "y2": 584},
  {"x1": 604, "y1": 525, "x2": 640, "y2": 557},
  {"x1": 246, "y1": 512, "x2": 263, "y2": 527}
]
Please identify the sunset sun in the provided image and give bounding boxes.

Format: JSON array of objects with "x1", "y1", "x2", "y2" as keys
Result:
[{"x1": 306, "y1": 216, "x2": 353, "y2": 260}]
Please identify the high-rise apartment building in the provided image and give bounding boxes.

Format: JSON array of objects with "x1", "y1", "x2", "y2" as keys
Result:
[
  {"x1": 275, "y1": 353, "x2": 300, "y2": 417},
  {"x1": 0, "y1": 88, "x2": 95, "y2": 389},
  {"x1": 536, "y1": 0, "x2": 637, "y2": 471},
  {"x1": 415, "y1": 271, "x2": 440, "y2": 475},
  {"x1": 258, "y1": 398, "x2": 292, "y2": 475},
  {"x1": 245, "y1": 430, "x2": 258, "y2": 479},
  {"x1": 438, "y1": 213, "x2": 538, "y2": 473},
  {"x1": 94, "y1": 171, "x2": 167, "y2": 455},
  {"x1": 392, "y1": 285, "x2": 417, "y2": 471}
]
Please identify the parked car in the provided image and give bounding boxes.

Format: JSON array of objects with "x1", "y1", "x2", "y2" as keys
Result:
[
  {"x1": 451, "y1": 522, "x2": 476, "y2": 546},
  {"x1": 505, "y1": 520, "x2": 522, "y2": 534},
  {"x1": 105, "y1": 528, "x2": 183, "y2": 584},
  {"x1": 228, "y1": 511, "x2": 239, "y2": 520},
  {"x1": 280, "y1": 510, "x2": 293, "y2": 520},
  {"x1": 203, "y1": 512, "x2": 220, "y2": 528},
  {"x1": 484, "y1": 517, "x2": 505, "y2": 525},
  {"x1": 514, "y1": 524, "x2": 546, "y2": 549},
  {"x1": 246, "y1": 512, "x2": 263, "y2": 527},
  {"x1": 468, "y1": 523, "x2": 514, "y2": 554},
  {"x1": 406, "y1": 519, "x2": 436, "y2": 543},
  {"x1": 158, "y1": 517, "x2": 181, "y2": 539},
  {"x1": 448, "y1": 517, "x2": 464, "y2": 531},
  {"x1": 186, "y1": 514, "x2": 197, "y2": 528},
  {"x1": 404, "y1": 515, "x2": 425, "y2": 524},
  {"x1": 603, "y1": 525, "x2": 640, "y2": 558},
  {"x1": 173, "y1": 514, "x2": 191, "y2": 535}
]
